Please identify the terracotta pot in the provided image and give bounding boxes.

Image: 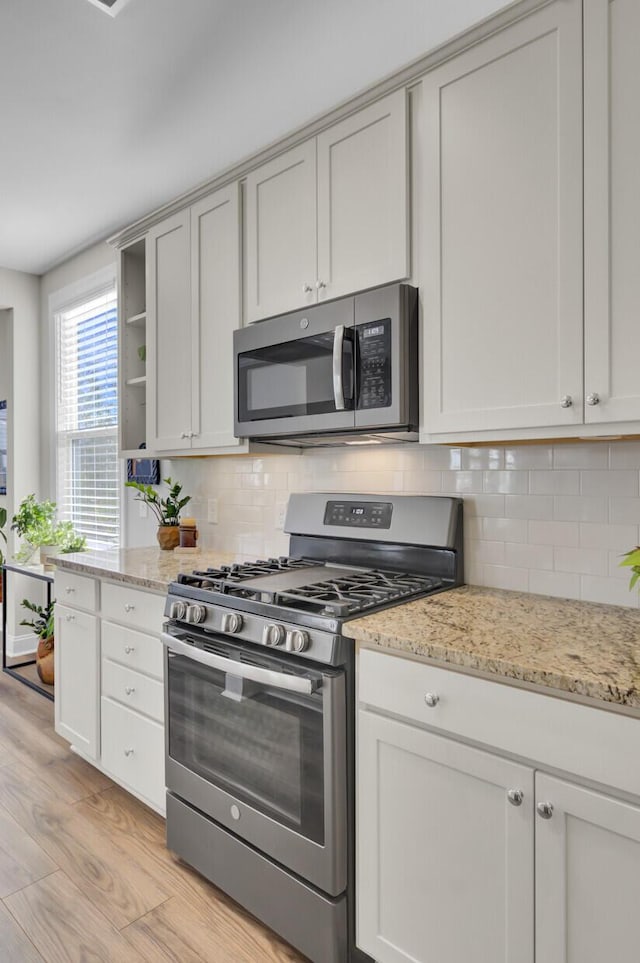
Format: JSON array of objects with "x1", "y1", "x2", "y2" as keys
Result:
[
  {"x1": 36, "y1": 636, "x2": 54, "y2": 686},
  {"x1": 157, "y1": 525, "x2": 180, "y2": 550}
]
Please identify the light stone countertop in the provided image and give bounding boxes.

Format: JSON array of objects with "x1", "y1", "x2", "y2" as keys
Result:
[
  {"x1": 53, "y1": 546, "x2": 240, "y2": 593},
  {"x1": 344, "y1": 584, "x2": 640, "y2": 712}
]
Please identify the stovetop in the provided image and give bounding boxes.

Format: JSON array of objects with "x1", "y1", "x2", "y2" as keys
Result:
[{"x1": 174, "y1": 556, "x2": 444, "y2": 619}]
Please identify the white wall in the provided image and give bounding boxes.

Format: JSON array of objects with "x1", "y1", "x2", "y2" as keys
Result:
[
  {"x1": 0, "y1": 309, "x2": 9, "y2": 515},
  {"x1": 164, "y1": 441, "x2": 640, "y2": 609}
]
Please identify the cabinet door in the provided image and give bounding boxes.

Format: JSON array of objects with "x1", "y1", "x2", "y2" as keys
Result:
[
  {"x1": 421, "y1": 0, "x2": 583, "y2": 433},
  {"x1": 191, "y1": 184, "x2": 242, "y2": 449},
  {"x1": 316, "y1": 90, "x2": 409, "y2": 302},
  {"x1": 54, "y1": 604, "x2": 99, "y2": 760},
  {"x1": 147, "y1": 210, "x2": 192, "y2": 450},
  {"x1": 535, "y1": 773, "x2": 640, "y2": 963},
  {"x1": 357, "y1": 709, "x2": 534, "y2": 963},
  {"x1": 245, "y1": 141, "x2": 317, "y2": 322},
  {"x1": 583, "y1": 0, "x2": 640, "y2": 423}
]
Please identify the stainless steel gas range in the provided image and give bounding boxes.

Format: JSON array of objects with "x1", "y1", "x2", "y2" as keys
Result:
[{"x1": 161, "y1": 492, "x2": 463, "y2": 963}]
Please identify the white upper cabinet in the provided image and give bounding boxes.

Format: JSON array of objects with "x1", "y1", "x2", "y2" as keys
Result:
[
  {"x1": 316, "y1": 90, "x2": 409, "y2": 302},
  {"x1": 147, "y1": 210, "x2": 192, "y2": 451},
  {"x1": 583, "y1": 0, "x2": 640, "y2": 423},
  {"x1": 420, "y1": 0, "x2": 583, "y2": 434},
  {"x1": 245, "y1": 90, "x2": 409, "y2": 323},
  {"x1": 147, "y1": 185, "x2": 243, "y2": 452},
  {"x1": 245, "y1": 141, "x2": 317, "y2": 322}
]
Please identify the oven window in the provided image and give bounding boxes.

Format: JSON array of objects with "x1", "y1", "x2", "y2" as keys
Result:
[
  {"x1": 168, "y1": 654, "x2": 325, "y2": 844},
  {"x1": 237, "y1": 331, "x2": 353, "y2": 422}
]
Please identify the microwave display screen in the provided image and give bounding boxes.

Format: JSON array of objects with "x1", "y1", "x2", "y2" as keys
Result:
[{"x1": 356, "y1": 318, "x2": 391, "y2": 409}]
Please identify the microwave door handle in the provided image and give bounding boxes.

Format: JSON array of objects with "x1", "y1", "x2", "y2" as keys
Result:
[
  {"x1": 332, "y1": 324, "x2": 346, "y2": 410},
  {"x1": 161, "y1": 632, "x2": 320, "y2": 694}
]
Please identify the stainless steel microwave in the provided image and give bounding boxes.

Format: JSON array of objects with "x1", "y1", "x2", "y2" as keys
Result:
[{"x1": 233, "y1": 283, "x2": 418, "y2": 446}]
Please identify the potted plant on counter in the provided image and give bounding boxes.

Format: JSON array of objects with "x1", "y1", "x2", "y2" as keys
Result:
[
  {"x1": 125, "y1": 476, "x2": 192, "y2": 550},
  {"x1": 11, "y1": 494, "x2": 86, "y2": 567},
  {"x1": 20, "y1": 597, "x2": 55, "y2": 685},
  {"x1": 620, "y1": 547, "x2": 640, "y2": 590}
]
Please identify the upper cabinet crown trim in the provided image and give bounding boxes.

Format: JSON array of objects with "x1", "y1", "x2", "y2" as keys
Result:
[{"x1": 108, "y1": 0, "x2": 552, "y2": 249}]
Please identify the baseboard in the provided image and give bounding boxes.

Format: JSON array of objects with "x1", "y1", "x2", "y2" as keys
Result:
[{"x1": 5, "y1": 630, "x2": 37, "y2": 661}]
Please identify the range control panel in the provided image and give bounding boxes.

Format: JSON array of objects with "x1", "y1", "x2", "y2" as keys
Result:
[
  {"x1": 356, "y1": 317, "x2": 391, "y2": 409},
  {"x1": 323, "y1": 500, "x2": 393, "y2": 529}
]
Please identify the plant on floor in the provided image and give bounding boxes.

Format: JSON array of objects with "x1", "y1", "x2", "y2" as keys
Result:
[
  {"x1": 20, "y1": 597, "x2": 55, "y2": 685},
  {"x1": 620, "y1": 547, "x2": 640, "y2": 590}
]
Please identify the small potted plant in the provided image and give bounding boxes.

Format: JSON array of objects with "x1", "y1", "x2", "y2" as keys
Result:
[
  {"x1": 126, "y1": 476, "x2": 192, "y2": 550},
  {"x1": 11, "y1": 494, "x2": 57, "y2": 564},
  {"x1": 620, "y1": 547, "x2": 640, "y2": 590},
  {"x1": 20, "y1": 597, "x2": 55, "y2": 685}
]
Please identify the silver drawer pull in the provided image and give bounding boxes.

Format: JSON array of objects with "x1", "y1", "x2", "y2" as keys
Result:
[
  {"x1": 124, "y1": 645, "x2": 135, "y2": 654},
  {"x1": 65, "y1": 586, "x2": 75, "y2": 594},
  {"x1": 507, "y1": 789, "x2": 524, "y2": 807},
  {"x1": 124, "y1": 686, "x2": 135, "y2": 696},
  {"x1": 424, "y1": 692, "x2": 439, "y2": 708},
  {"x1": 124, "y1": 748, "x2": 134, "y2": 757},
  {"x1": 65, "y1": 614, "x2": 76, "y2": 623},
  {"x1": 537, "y1": 802, "x2": 554, "y2": 819},
  {"x1": 124, "y1": 603, "x2": 135, "y2": 613}
]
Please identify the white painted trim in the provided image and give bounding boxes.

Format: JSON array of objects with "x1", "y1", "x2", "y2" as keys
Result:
[
  {"x1": 5, "y1": 630, "x2": 37, "y2": 660},
  {"x1": 84, "y1": 0, "x2": 133, "y2": 17}
]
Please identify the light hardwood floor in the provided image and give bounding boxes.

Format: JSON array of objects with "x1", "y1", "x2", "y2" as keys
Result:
[{"x1": 0, "y1": 670, "x2": 306, "y2": 962}]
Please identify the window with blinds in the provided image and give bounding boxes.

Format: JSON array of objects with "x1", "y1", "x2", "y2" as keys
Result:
[{"x1": 55, "y1": 285, "x2": 120, "y2": 548}]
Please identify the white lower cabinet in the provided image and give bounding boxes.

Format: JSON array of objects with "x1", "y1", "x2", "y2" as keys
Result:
[
  {"x1": 357, "y1": 649, "x2": 640, "y2": 963},
  {"x1": 54, "y1": 572, "x2": 166, "y2": 814}
]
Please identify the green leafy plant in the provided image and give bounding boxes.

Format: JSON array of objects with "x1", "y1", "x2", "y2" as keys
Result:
[
  {"x1": 125, "y1": 476, "x2": 191, "y2": 527},
  {"x1": 11, "y1": 494, "x2": 87, "y2": 562},
  {"x1": 20, "y1": 598, "x2": 55, "y2": 641},
  {"x1": 620, "y1": 547, "x2": 640, "y2": 591},
  {"x1": 54, "y1": 521, "x2": 87, "y2": 554},
  {"x1": 0, "y1": 506, "x2": 7, "y2": 566}
]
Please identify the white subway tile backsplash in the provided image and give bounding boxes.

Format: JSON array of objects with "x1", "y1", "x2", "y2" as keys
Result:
[
  {"x1": 529, "y1": 470, "x2": 579, "y2": 495},
  {"x1": 580, "y1": 470, "x2": 638, "y2": 497},
  {"x1": 168, "y1": 439, "x2": 640, "y2": 612}
]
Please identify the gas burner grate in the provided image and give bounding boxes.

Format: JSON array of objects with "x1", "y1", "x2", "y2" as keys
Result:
[
  {"x1": 177, "y1": 557, "x2": 318, "y2": 592},
  {"x1": 277, "y1": 571, "x2": 443, "y2": 617}
]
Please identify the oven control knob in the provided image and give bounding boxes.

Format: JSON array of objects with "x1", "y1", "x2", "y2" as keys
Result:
[
  {"x1": 169, "y1": 600, "x2": 188, "y2": 620},
  {"x1": 285, "y1": 629, "x2": 309, "y2": 653},
  {"x1": 262, "y1": 623, "x2": 285, "y2": 647},
  {"x1": 221, "y1": 612, "x2": 243, "y2": 634},
  {"x1": 186, "y1": 604, "x2": 207, "y2": 624}
]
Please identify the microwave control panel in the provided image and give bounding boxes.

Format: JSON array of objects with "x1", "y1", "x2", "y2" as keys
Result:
[
  {"x1": 356, "y1": 318, "x2": 391, "y2": 409},
  {"x1": 323, "y1": 500, "x2": 393, "y2": 529}
]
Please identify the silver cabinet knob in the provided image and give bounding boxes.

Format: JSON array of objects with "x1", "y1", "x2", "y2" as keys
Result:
[
  {"x1": 221, "y1": 612, "x2": 243, "y2": 634},
  {"x1": 124, "y1": 686, "x2": 135, "y2": 696},
  {"x1": 507, "y1": 789, "x2": 524, "y2": 807},
  {"x1": 124, "y1": 645, "x2": 135, "y2": 654},
  {"x1": 537, "y1": 802, "x2": 554, "y2": 819},
  {"x1": 124, "y1": 748, "x2": 134, "y2": 757},
  {"x1": 180, "y1": 431, "x2": 187, "y2": 438},
  {"x1": 302, "y1": 283, "x2": 313, "y2": 294},
  {"x1": 316, "y1": 279, "x2": 326, "y2": 290},
  {"x1": 586, "y1": 392, "x2": 600, "y2": 406},
  {"x1": 424, "y1": 692, "x2": 440, "y2": 708},
  {"x1": 65, "y1": 585, "x2": 75, "y2": 594},
  {"x1": 560, "y1": 395, "x2": 573, "y2": 408},
  {"x1": 124, "y1": 603, "x2": 135, "y2": 613},
  {"x1": 65, "y1": 614, "x2": 76, "y2": 623}
]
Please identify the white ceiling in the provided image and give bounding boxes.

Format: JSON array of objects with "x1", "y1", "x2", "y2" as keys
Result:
[{"x1": 0, "y1": 0, "x2": 509, "y2": 276}]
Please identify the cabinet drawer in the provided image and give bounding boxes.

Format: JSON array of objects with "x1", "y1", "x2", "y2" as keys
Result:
[
  {"x1": 101, "y1": 697, "x2": 165, "y2": 812},
  {"x1": 102, "y1": 659, "x2": 164, "y2": 723},
  {"x1": 101, "y1": 581, "x2": 165, "y2": 635},
  {"x1": 54, "y1": 570, "x2": 98, "y2": 612},
  {"x1": 101, "y1": 620, "x2": 164, "y2": 680},
  {"x1": 359, "y1": 648, "x2": 640, "y2": 799}
]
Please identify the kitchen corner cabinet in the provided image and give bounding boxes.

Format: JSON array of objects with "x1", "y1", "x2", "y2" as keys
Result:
[
  {"x1": 53, "y1": 570, "x2": 167, "y2": 815},
  {"x1": 583, "y1": 0, "x2": 640, "y2": 424},
  {"x1": 245, "y1": 90, "x2": 409, "y2": 323},
  {"x1": 420, "y1": 0, "x2": 583, "y2": 435},
  {"x1": 147, "y1": 183, "x2": 243, "y2": 452},
  {"x1": 357, "y1": 649, "x2": 640, "y2": 963}
]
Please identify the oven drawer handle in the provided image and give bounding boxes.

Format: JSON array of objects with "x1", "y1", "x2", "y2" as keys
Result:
[{"x1": 160, "y1": 633, "x2": 321, "y2": 695}]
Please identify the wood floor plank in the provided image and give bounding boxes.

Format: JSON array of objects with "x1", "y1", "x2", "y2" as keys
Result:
[
  {"x1": 0, "y1": 803, "x2": 58, "y2": 897},
  {"x1": 0, "y1": 763, "x2": 170, "y2": 929},
  {"x1": 0, "y1": 669, "x2": 57, "y2": 728},
  {"x1": 0, "y1": 900, "x2": 45, "y2": 962},
  {"x1": 4, "y1": 870, "x2": 144, "y2": 963}
]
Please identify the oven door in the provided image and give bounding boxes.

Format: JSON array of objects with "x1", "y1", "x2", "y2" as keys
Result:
[
  {"x1": 234, "y1": 298, "x2": 356, "y2": 438},
  {"x1": 162, "y1": 631, "x2": 347, "y2": 897}
]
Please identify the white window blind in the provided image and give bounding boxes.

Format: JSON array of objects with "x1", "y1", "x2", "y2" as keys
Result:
[{"x1": 55, "y1": 285, "x2": 120, "y2": 549}]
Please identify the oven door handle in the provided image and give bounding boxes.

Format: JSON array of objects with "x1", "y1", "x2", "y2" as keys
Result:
[
  {"x1": 332, "y1": 324, "x2": 346, "y2": 411},
  {"x1": 161, "y1": 632, "x2": 321, "y2": 694}
]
